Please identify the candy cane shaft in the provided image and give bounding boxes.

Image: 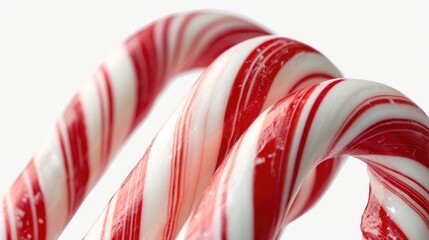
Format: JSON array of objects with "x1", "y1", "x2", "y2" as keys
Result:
[
  {"x1": 0, "y1": 11, "x2": 270, "y2": 240},
  {"x1": 84, "y1": 36, "x2": 343, "y2": 239},
  {"x1": 179, "y1": 79, "x2": 429, "y2": 239}
]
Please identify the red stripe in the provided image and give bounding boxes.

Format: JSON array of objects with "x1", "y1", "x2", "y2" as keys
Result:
[
  {"x1": 289, "y1": 72, "x2": 337, "y2": 93},
  {"x1": 100, "y1": 65, "x2": 114, "y2": 162},
  {"x1": 331, "y1": 95, "x2": 418, "y2": 150},
  {"x1": 217, "y1": 38, "x2": 318, "y2": 168},
  {"x1": 188, "y1": 16, "x2": 270, "y2": 68},
  {"x1": 63, "y1": 97, "x2": 90, "y2": 215},
  {"x1": 163, "y1": 121, "x2": 184, "y2": 239},
  {"x1": 126, "y1": 23, "x2": 160, "y2": 127},
  {"x1": 3, "y1": 198, "x2": 12, "y2": 240},
  {"x1": 196, "y1": 28, "x2": 271, "y2": 68},
  {"x1": 160, "y1": 16, "x2": 171, "y2": 80},
  {"x1": 361, "y1": 185, "x2": 408, "y2": 239},
  {"x1": 366, "y1": 160, "x2": 429, "y2": 196},
  {"x1": 57, "y1": 123, "x2": 73, "y2": 215},
  {"x1": 28, "y1": 162, "x2": 47, "y2": 239},
  {"x1": 368, "y1": 164, "x2": 429, "y2": 227},
  {"x1": 94, "y1": 74, "x2": 107, "y2": 167},
  {"x1": 171, "y1": 13, "x2": 197, "y2": 71},
  {"x1": 6, "y1": 161, "x2": 47, "y2": 239},
  {"x1": 110, "y1": 144, "x2": 152, "y2": 240},
  {"x1": 344, "y1": 119, "x2": 429, "y2": 168},
  {"x1": 251, "y1": 85, "x2": 317, "y2": 239},
  {"x1": 219, "y1": 138, "x2": 244, "y2": 240},
  {"x1": 288, "y1": 80, "x2": 343, "y2": 204},
  {"x1": 249, "y1": 80, "x2": 342, "y2": 239},
  {"x1": 100, "y1": 201, "x2": 111, "y2": 239},
  {"x1": 163, "y1": 87, "x2": 199, "y2": 239},
  {"x1": 183, "y1": 142, "x2": 242, "y2": 239},
  {"x1": 286, "y1": 157, "x2": 339, "y2": 223},
  {"x1": 120, "y1": 13, "x2": 271, "y2": 238},
  {"x1": 281, "y1": 82, "x2": 344, "y2": 224},
  {"x1": 163, "y1": 68, "x2": 220, "y2": 238},
  {"x1": 127, "y1": 12, "x2": 270, "y2": 129}
]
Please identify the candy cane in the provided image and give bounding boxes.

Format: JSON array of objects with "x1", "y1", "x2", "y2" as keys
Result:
[
  {"x1": 83, "y1": 35, "x2": 342, "y2": 239},
  {"x1": 178, "y1": 79, "x2": 429, "y2": 239},
  {"x1": 0, "y1": 11, "x2": 271, "y2": 240}
]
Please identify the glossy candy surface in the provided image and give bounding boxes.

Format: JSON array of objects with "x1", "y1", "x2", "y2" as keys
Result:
[
  {"x1": 1, "y1": 10, "x2": 428, "y2": 240},
  {"x1": 85, "y1": 36, "x2": 342, "y2": 239},
  {"x1": 178, "y1": 79, "x2": 429, "y2": 239},
  {"x1": 0, "y1": 11, "x2": 270, "y2": 239}
]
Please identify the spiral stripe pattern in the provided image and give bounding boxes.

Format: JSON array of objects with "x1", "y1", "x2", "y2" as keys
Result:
[
  {"x1": 178, "y1": 79, "x2": 429, "y2": 239},
  {"x1": 0, "y1": 11, "x2": 269, "y2": 240}
]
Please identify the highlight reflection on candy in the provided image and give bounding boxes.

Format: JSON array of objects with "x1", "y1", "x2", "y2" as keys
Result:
[
  {"x1": 0, "y1": 11, "x2": 270, "y2": 239},
  {"x1": 1, "y1": 9, "x2": 428, "y2": 240},
  {"x1": 84, "y1": 36, "x2": 342, "y2": 239},
  {"x1": 177, "y1": 79, "x2": 429, "y2": 240}
]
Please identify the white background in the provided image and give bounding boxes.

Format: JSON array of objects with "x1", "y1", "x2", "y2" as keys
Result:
[{"x1": 1, "y1": 1, "x2": 428, "y2": 239}]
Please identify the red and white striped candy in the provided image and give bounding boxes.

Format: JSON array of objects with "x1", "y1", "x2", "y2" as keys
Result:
[
  {"x1": 0, "y1": 11, "x2": 270, "y2": 240},
  {"x1": 84, "y1": 36, "x2": 342, "y2": 239},
  {"x1": 178, "y1": 79, "x2": 429, "y2": 239}
]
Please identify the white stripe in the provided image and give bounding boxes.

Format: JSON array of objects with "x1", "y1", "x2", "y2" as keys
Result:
[
  {"x1": 185, "y1": 36, "x2": 274, "y2": 207},
  {"x1": 5, "y1": 194, "x2": 17, "y2": 240},
  {"x1": 130, "y1": 153, "x2": 145, "y2": 234},
  {"x1": 243, "y1": 39, "x2": 287, "y2": 107},
  {"x1": 179, "y1": 12, "x2": 222, "y2": 65},
  {"x1": 104, "y1": 46, "x2": 137, "y2": 155},
  {"x1": 80, "y1": 74, "x2": 104, "y2": 190},
  {"x1": 299, "y1": 80, "x2": 372, "y2": 163},
  {"x1": 226, "y1": 111, "x2": 267, "y2": 239},
  {"x1": 183, "y1": 38, "x2": 262, "y2": 212},
  {"x1": 289, "y1": 81, "x2": 343, "y2": 203},
  {"x1": 283, "y1": 83, "x2": 324, "y2": 212},
  {"x1": 213, "y1": 145, "x2": 234, "y2": 240},
  {"x1": 295, "y1": 80, "x2": 426, "y2": 197},
  {"x1": 120, "y1": 158, "x2": 140, "y2": 240},
  {"x1": 102, "y1": 194, "x2": 118, "y2": 239},
  {"x1": 131, "y1": 36, "x2": 149, "y2": 99},
  {"x1": 191, "y1": 19, "x2": 258, "y2": 61},
  {"x1": 224, "y1": 36, "x2": 275, "y2": 155},
  {"x1": 140, "y1": 105, "x2": 182, "y2": 239},
  {"x1": 369, "y1": 170, "x2": 429, "y2": 239},
  {"x1": 285, "y1": 168, "x2": 316, "y2": 221},
  {"x1": 154, "y1": 20, "x2": 166, "y2": 81},
  {"x1": 167, "y1": 13, "x2": 186, "y2": 71},
  {"x1": 95, "y1": 71, "x2": 109, "y2": 164},
  {"x1": 34, "y1": 129, "x2": 68, "y2": 239},
  {"x1": 262, "y1": 51, "x2": 342, "y2": 110},
  {"x1": 174, "y1": 218, "x2": 190, "y2": 240},
  {"x1": 363, "y1": 155, "x2": 429, "y2": 222},
  {"x1": 231, "y1": 37, "x2": 278, "y2": 113},
  {"x1": 337, "y1": 98, "x2": 428, "y2": 150},
  {"x1": 362, "y1": 155, "x2": 429, "y2": 193},
  {"x1": 96, "y1": 69, "x2": 110, "y2": 161},
  {"x1": 319, "y1": 80, "x2": 428, "y2": 153},
  {"x1": 57, "y1": 119, "x2": 76, "y2": 208}
]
